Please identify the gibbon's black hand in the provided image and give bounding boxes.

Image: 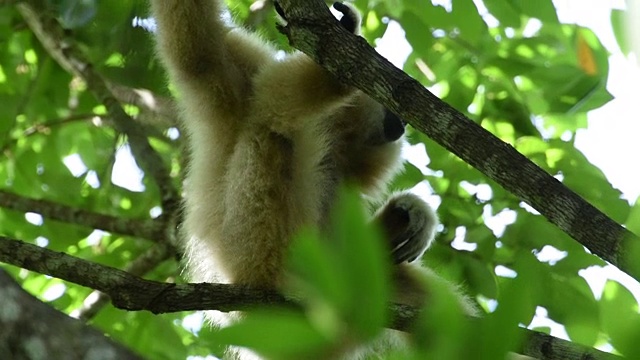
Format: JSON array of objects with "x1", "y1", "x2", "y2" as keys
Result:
[
  {"x1": 333, "y1": 2, "x2": 359, "y2": 34},
  {"x1": 383, "y1": 109, "x2": 406, "y2": 142},
  {"x1": 274, "y1": 1, "x2": 285, "y2": 21},
  {"x1": 377, "y1": 198, "x2": 433, "y2": 264},
  {"x1": 275, "y1": 2, "x2": 359, "y2": 35},
  {"x1": 274, "y1": 1, "x2": 289, "y2": 34}
]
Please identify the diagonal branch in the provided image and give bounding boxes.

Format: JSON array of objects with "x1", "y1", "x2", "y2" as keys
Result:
[
  {"x1": 0, "y1": 190, "x2": 166, "y2": 242},
  {"x1": 275, "y1": 0, "x2": 640, "y2": 282},
  {"x1": 0, "y1": 236, "x2": 621, "y2": 360},
  {"x1": 16, "y1": 0, "x2": 180, "y2": 215}
]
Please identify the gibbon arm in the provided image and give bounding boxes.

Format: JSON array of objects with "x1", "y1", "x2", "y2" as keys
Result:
[
  {"x1": 150, "y1": 0, "x2": 246, "y2": 110},
  {"x1": 243, "y1": 1, "x2": 368, "y2": 134},
  {"x1": 249, "y1": 55, "x2": 356, "y2": 134},
  {"x1": 246, "y1": 1, "x2": 364, "y2": 134}
]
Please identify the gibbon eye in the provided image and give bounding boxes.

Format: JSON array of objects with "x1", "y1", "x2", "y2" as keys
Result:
[{"x1": 383, "y1": 109, "x2": 405, "y2": 142}]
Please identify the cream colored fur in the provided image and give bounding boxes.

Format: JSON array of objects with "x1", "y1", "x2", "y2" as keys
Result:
[{"x1": 150, "y1": 0, "x2": 476, "y2": 358}]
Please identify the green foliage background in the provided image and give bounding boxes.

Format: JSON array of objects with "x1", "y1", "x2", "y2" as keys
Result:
[{"x1": 0, "y1": 0, "x2": 639, "y2": 359}]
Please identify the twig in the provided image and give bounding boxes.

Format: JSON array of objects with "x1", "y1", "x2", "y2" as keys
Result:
[{"x1": 0, "y1": 190, "x2": 165, "y2": 241}]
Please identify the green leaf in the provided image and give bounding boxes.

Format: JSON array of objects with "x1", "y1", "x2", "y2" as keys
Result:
[
  {"x1": 600, "y1": 280, "x2": 640, "y2": 358},
  {"x1": 611, "y1": 9, "x2": 630, "y2": 55},
  {"x1": 542, "y1": 275, "x2": 600, "y2": 346},
  {"x1": 403, "y1": 0, "x2": 452, "y2": 30},
  {"x1": 470, "y1": 252, "x2": 540, "y2": 359},
  {"x1": 215, "y1": 308, "x2": 332, "y2": 359},
  {"x1": 329, "y1": 187, "x2": 391, "y2": 339},
  {"x1": 626, "y1": 197, "x2": 640, "y2": 236},
  {"x1": 57, "y1": 0, "x2": 98, "y2": 29},
  {"x1": 482, "y1": 0, "x2": 521, "y2": 28},
  {"x1": 288, "y1": 187, "x2": 392, "y2": 345},
  {"x1": 513, "y1": 0, "x2": 558, "y2": 23},
  {"x1": 412, "y1": 270, "x2": 472, "y2": 359},
  {"x1": 287, "y1": 228, "x2": 351, "y2": 314},
  {"x1": 452, "y1": 0, "x2": 486, "y2": 44}
]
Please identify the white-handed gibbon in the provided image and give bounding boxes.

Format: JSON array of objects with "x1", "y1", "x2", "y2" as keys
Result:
[{"x1": 150, "y1": 0, "x2": 476, "y2": 357}]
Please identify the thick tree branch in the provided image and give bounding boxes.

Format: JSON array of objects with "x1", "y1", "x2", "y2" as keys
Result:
[
  {"x1": 516, "y1": 328, "x2": 620, "y2": 360},
  {"x1": 16, "y1": 0, "x2": 180, "y2": 215},
  {"x1": 0, "y1": 237, "x2": 621, "y2": 360},
  {"x1": 0, "y1": 237, "x2": 291, "y2": 314},
  {"x1": 0, "y1": 190, "x2": 166, "y2": 241},
  {"x1": 275, "y1": 0, "x2": 640, "y2": 282},
  {"x1": 0, "y1": 269, "x2": 141, "y2": 360}
]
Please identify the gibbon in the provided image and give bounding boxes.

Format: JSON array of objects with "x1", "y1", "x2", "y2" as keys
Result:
[{"x1": 150, "y1": 0, "x2": 476, "y2": 357}]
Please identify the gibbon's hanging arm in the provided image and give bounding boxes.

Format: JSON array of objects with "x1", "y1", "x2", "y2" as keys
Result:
[{"x1": 275, "y1": 0, "x2": 640, "y2": 281}]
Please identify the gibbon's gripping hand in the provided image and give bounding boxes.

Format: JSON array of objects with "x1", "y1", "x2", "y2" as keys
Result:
[
  {"x1": 332, "y1": 2, "x2": 361, "y2": 34},
  {"x1": 274, "y1": 1, "x2": 286, "y2": 23},
  {"x1": 274, "y1": 2, "x2": 361, "y2": 35},
  {"x1": 375, "y1": 193, "x2": 438, "y2": 264}
]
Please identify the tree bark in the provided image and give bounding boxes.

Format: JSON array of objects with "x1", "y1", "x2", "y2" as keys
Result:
[{"x1": 0, "y1": 269, "x2": 141, "y2": 360}]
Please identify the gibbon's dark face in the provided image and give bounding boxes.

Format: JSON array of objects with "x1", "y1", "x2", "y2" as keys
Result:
[{"x1": 382, "y1": 109, "x2": 405, "y2": 143}]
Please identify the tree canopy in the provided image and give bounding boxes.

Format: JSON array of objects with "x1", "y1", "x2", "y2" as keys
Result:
[{"x1": 0, "y1": 0, "x2": 638, "y2": 359}]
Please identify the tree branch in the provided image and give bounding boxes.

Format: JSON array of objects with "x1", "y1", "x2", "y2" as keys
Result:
[
  {"x1": 15, "y1": 0, "x2": 180, "y2": 215},
  {"x1": 74, "y1": 242, "x2": 174, "y2": 321},
  {"x1": 0, "y1": 190, "x2": 166, "y2": 242},
  {"x1": 275, "y1": 0, "x2": 640, "y2": 282},
  {"x1": 0, "y1": 269, "x2": 141, "y2": 360},
  {"x1": 0, "y1": 237, "x2": 291, "y2": 314},
  {"x1": 0, "y1": 236, "x2": 621, "y2": 360}
]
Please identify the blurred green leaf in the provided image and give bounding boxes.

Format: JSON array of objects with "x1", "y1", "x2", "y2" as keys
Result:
[
  {"x1": 611, "y1": 9, "x2": 630, "y2": 55},
  {"x1": 215, "y1": 308, "x2": 332, "y2": 359},
  {"x1": 452, "y1": 0, "x2": 485, "y2": 44},
  {"x1": 57, "y1": 0, "x2": 98, "y2": 28},
  {"x1": 483, "y1": 0, "x2": 521, "y2": 28},
  {"x1": 513, "y1": 0, "x2": 558, "y2": 23},
  {"x1": 600, "y1": 280, "x2": 640, "y2": 358},
  {"x1": 328, "y1": 187, "x2": 391, "y2": 339}
]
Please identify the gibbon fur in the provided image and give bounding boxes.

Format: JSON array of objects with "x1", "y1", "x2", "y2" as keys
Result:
[{"x1": 150, "y1": 0, "x2": 477, "y2": 357}]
